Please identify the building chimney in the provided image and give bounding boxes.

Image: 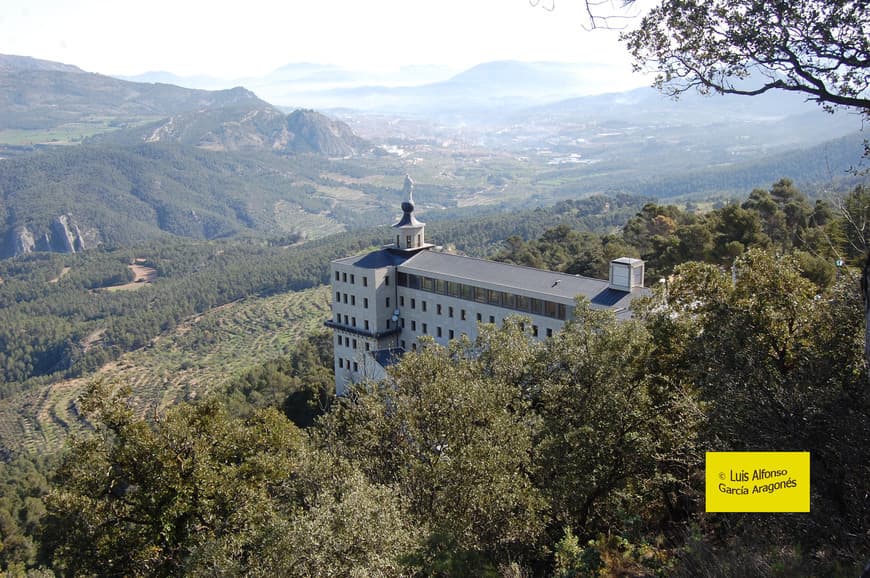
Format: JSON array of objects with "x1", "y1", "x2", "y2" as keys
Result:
[{"x1": 609, "y1": 258, "x2": 644, "y2": 291}]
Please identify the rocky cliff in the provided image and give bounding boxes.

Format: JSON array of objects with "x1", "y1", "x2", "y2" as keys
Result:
[{"x1": 3, "y1": 214, "x2": 92, "y2": 258}]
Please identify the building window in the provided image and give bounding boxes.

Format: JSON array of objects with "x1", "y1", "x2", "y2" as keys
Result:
[
  {"x1": 400, "y1": 296, "x2": 405, "y2": 307},
  {"x1": 401, "y1": 318, "x2": 406, "y2": 328},
  {"x1": 449, "y1": 329, "x2": 454, "y2": 339},
  {"x1": 412, "y1": 343, "x2": 417, "y2": 351},
  {"x1": 335, "y1": 291, "x2": 340, "y2": 301},
  {"x1": 489, "y1": 315, "x2": 495, "y2": 324},
  {"x1": 351, "y1": 295, "x2": 356, "y2": 306},
  {"x1": 532, "y1": 325, "x2": 539, "y2": 337},
  {"x1": 503, "y1": 293, "x2": 516, "y2": 309},
  {"x1": 422, "y1": 301, "x2": 427, "y2": 312},
  {"x1": 422, "y1": 323, "x2": 428, "y2": 334},
  {"x1": 474, "y1": 287, "x2": 487, "y2": 303},
  {"x1": 364, "y1": 298, "x2": 369, "y2": 308},
  {"x1": 516, "y1": 295, "x2": 529, "y2": 312},
  {"x1": 344, "y1": 337, "x2": 349, "y2": 346},
  {"x1": 386, "y1": 297, "x2": 390, "y2": 308},
  {"x1": 343, "y1": 293, "x2": 348, "y2": 304},
  {"x1": 437, "y1": 327, "x2": 442, "y2": 337},
  {"x1": 352, "y1": 317, "x2": 356, "y2": 327},
  {"x1": 335, "y1": 271, "x2": 340, "y2": 281},
  {"x1": 437, "y1": 304, "x2": 442, "y2": 315},
  {"x1": 448, "y1": 306, "x2": 453, "y2": 318},
  {"x1": 363, "y1": 276, "x2": 368, "y2": 287},
  {"x1": 476, "y1": 313, "x2": 482, "y2": 322},
  {"x1": 387, "y1": 319, "x2": 391, "y2": 329},
  {"x1": 401, "y1": 340, "x2": 406, "y2": 349},
  {"x1": 364, "y1": 320, "x2": 370, "y2": 330},
  {"x1": 411, "y1": 320, "x2": 417, "y2": 331},
  {"x1": 406, "y1": 235, "x2": 412, "y2": 248},
  {"x1": 487, "y1": 290, "x2": 500, "y2": 306},
  {"x1": 417, "y1": 234, "x2": 421, "y2": 246},
  {"x1": 343, "y1": 315, "x2": 348, "y2": 324},
  {"x1": 353, "y1": 362, "x2": 358, "y2": 372},
  {"x1": 462, "y1": 285, "x2": 473, "y2": 300},
  {"x1": 365, "y1": 342, "x2": 370, "y2": 351},
  {"x1": 339, "y1": 358, "x2": 344, "y2": 368},
  {"x1": 461, "y1": 309, "x2": 467, "y2": 321},
  {"x1": 335, "y1": 313, "x2": 340, "y2": 323},
  {"x1": 385, "y1": 275, "x2": 390, "y2": 286},
  {"x1": 352, "y1": 339, "x2": 357, "y2": 349},
  {"x1": 411, "y1": 298, "x2": 416, "y2": 309},
  {"x1": 350, "y1": 274, "x2": 355, "y2": 284},
  {"x1": 449, "y1": 282, "x2": 461, "y2": 297},
  {"x1": 342, "y1": 272, "x2": 347, "y2": 282},
  {"x1": 422, "y1": 277, "x2": 435, "y2": 291},
  {"x1": 547, "y1": 328, "x2": 553, "y2": 337}
]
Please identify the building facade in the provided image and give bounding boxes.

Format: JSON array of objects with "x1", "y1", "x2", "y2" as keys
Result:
[{"x1": 327, "y1": 177, "x2": 648, "y2": 395}]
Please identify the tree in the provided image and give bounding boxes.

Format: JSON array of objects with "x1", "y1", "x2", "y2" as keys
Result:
[{"x1": 620, "y1": 0, "x2": 870, "y2": 118}]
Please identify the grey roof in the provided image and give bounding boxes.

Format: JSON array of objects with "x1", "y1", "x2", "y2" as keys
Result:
[
  {"x1": 399, "y1": 250, "x2": 649, "y2": 309},
  {"x1": 371, "y1": 348, "x2": 405, "y2": 368},
  {"x1": 334, "y1": 248, "x2": 413, "y2": 269}
]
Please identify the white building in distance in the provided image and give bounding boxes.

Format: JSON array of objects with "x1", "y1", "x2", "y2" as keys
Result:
[{"x1": 327, "y1": 176, "x2": 648, "y2": 395}]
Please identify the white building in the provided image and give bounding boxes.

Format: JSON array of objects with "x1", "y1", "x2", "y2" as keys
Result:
[{"x1": 327, "y1": 176, "x2": 648, "y2": 395}]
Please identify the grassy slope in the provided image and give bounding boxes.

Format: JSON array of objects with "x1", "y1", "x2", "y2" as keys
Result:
[{"x1": 0, "y1": 285, "x2": 330, "y2": 456}]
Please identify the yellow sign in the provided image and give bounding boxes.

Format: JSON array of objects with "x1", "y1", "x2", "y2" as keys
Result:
[{"x1": 705, "y1": 452, "x2": 810, "y2": 512}]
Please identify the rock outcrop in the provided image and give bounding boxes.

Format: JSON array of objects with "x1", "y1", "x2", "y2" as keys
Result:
[{"x1": 3, "y1": 214, "x2": 90, "y2": 258}]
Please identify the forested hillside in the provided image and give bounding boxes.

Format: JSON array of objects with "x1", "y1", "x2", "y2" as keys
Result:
[{"x1": 0, "y1": 180, "x2": 867, "y2": 576}]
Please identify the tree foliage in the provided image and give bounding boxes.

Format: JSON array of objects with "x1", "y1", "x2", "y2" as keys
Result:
[{"x1": 622, "y1": 0, "x2": 870, "y2": 117}]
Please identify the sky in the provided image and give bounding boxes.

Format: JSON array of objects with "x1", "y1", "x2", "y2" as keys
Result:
[{"x1": 0, "y1": 0, "x2": 648, "y2": 87}]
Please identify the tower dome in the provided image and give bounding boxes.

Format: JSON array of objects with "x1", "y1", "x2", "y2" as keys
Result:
[{"x1": 392, "y1": 175, "x2": 430, "y2": 251}]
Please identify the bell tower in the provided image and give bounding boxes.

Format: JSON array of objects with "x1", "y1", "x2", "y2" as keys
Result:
[{"x1": 393, "y1": 175, "x2": 431, "y2": 252}]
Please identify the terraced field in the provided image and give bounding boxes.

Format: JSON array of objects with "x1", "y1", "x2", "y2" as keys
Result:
[{"x1": 0, "y1": 285, "x2": 331, "y2": 456}]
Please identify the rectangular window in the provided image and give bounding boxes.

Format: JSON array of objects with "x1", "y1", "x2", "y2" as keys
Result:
[
  {"x1": 408, "y1": 274, "x2": 420, "y2": 289},
  {"x1": 343, "y1": 272, "x2": 347, "y2": 282},
  {"x1": 449, "y1": 329, "x2": 455, "y2": 339},
  {"x1": 351, "y1": 317, "x2": 356, "y2": 327},
  {"x1": 343, "y1": 315, "x2": 348, "y2": 324},
  {"x1": 448, "y1": 306, "x2": 453, "y2": 318},
  {"x1": 401, "y1": 340, "x2": 406, "y2": 349},
  {"x1": 547, "y1": 328, "x2": 553, "y2": 338},
  {"x1": 353, "y1": 362, "x2": 358, "y2": 372},
  {"x1": 365, "y1": 320, "x2": 370, "y2": 330},
  {"x1": 363, "y1": 277, "x2": 368, "y2": 287},
  {"x1": 397, "y1": 272, "x2": 408, "y2": 286},
  {"x1": 474, "y1": 287, "x2": 487, "y2": 303},
  {"x1": 401, "y1": 318, "x2": 405, "y2": 328},
  {"x1": 437, "y1": 304, "x2": 443, "y2": 315},
  {"x1": 385, "y1": 275, "x2": 390, "y2": 286},
  {"x1": 343, "y1": 293, "x2": 348, "y2": 304},
  {"x1": 364, "y1": 298, "x2": 369, "y2": 309},
  {"x1": 489, "y1": 315, "x2": 495, "y2": 324},
  {"x1": 400, "y1": 296, "x2": 405, "y2": 307},
  {"x1": 387, "y1": 319, "x2": 391, "y2": 329},
  {"x1": 411, "y1": 320, "x2": 417, "y2": 331},
  {"x1": 339, "y1": 358, "x2": 344, "y2": 368},
  {"x1": 449, "y1": 282, "x2": 461, "y2": 297},
  {"x1": 352, "y1": 339, "x2": 357, "y2": 349},
  {"x1": 335, "y1": 271, "x2": 340, "y2": 281},
  {"x1": 544, "y1": 301, "x2": 557, "y2": 318},
  {"x1": 351, "y1": 295, "x2": 356, "y2": 306},
  {"x1": 462, "y1": 284, "x2": 473, "y2": 300},
  {"x1": 532, "y1": 325, "x2": 539, "y2": 337},
  {"x1": 422, "y1": 323, "x2": 428, "y2": 334},
  {"x1": 557, "y1": 304, "x2": 567, "y2": 320},
  {"x1": 411, "y1": 298, "x2": 416, "y2": 309},
  {"x1": 386, "y1": 297, "x2": 390, "y2": 308},
  {"x1": 422, "y1": 301, "x2": 427, "y2": 312},
  {"x1": 487, "y1": 290, "x2": 500, "y2": 306},
  {"x1": 422, "y1": 277, "x2": 435, "y2": 292},
  {"x1": 530, "y1": 299, "x2": 543, "y2": 315},
  {"x1": 412, "y1": 343, "x2": 417, "y2": 351},
  {"x1": 437, "y1": 327, "x2": 442, "y2": 338},
  {"x1": 365, "y1": 342, "x2": 370, "y2": 351},
  {"x1": 461, "y1": 309, "x2": 467, "y2": 321},
  {"x1": 436, "y1": 279, "x2": 447, "y2": 294},
  {"x1": 335, "y1": 313, "x2": 340, "y2": 323},
  {"x1": 335, "y1": 291, "x2": 340, "y2": 302},
  {"x1": 350, "y1": 274, "x2": 355, "y2": 285},
  {"x1": 516, "y1": 295, "x2": 530, "y2": 312},
  {"x1": 503, "y1": 292, "x2": 516, "y2": 309},
  {"x1": 476, "y1": 313, "x2": 482, "y2": 322},
  {"x1": 406, "y1": 235, "x2": 412, "y2": 248},
  {"x1": 345, "y1": 337, "x2": 350, "y2": 346}
]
